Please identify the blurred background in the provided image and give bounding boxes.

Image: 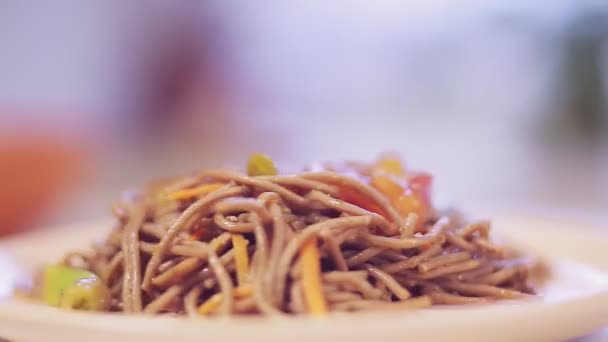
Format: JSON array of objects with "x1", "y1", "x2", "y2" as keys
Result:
[{"x1": 0, "y1": 0, "x2": 607, "y2": 235}]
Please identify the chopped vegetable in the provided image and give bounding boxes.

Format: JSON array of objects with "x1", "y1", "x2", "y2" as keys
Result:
[
  {"x1": 339, "y1": 186, "x2": 390, "y2": 219},
  {"x1": 197, "y1": 285, "x2": 252, "y2": 315},
  {"x1": 408, "y1": 172, "x2": 433, "y2": 203},
  {"x1": 370, "y1": 172, "x2": 406, "y2": 201},
  {"x1": 300, "y1": 237, "x2": 327, "y2": 316},
  {"x1": 234, "y1": 285, "x2": 252, "y2": 297},
  {"x1": 168, "y1": 183, "x2": 224, "y2": 201},
  {"x1": 195, "y1": 234, "x2": 248, "y2": 315},
  {"x1": 197, "y1": 293, "x2": 222, "y2": 315},
  {"x1": 209, "y1": 233, "x2": 232, "y2": 251},
  {"x1": 231, "y1": 234, "x2": 250, "y2": 285},
  {"x1": 247, "y1": 153, "x2": 277, "y2": 176},
  {"x1": 369, "y1": 161, "x2": 433, "y2": 229},
  {"x1": 42, "y1": 265, "x2": 110, "y2": 311},
  {"x1": 394, "y1": 192, "x2": 429, "y2": 227},
  {"x1": 375, "y1": 155, "x2": 406, "y2": 177}
]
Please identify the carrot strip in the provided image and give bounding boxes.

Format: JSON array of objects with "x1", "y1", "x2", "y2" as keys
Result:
[
  {"x1": 300, "y1": 237, "x2": 327, "y2": 316},
  {"x1": 231, "y1": 234, "x2": 250, "y2": 286},
  {"x1": 197, "y1": 293, "x2": 222, "y2": 315},
  {"x1": 168, "y1": 183, "x2": 224, "y2": 201},
  {"x1": 209, "y1": 233, "x2": 231, "y2": 251},
  {"x1": 197, "y1": 285, "x2": 252, "y2": 315}
]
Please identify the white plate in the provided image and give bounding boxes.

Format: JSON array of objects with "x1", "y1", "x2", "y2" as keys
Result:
[{"x1": 0, "y1": 216, "x2": 607, "y2": 342}]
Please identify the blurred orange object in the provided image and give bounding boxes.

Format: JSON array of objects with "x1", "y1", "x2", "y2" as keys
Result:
[
  {"x1": 338, "y1": 186, "x2": 391, "y2": 220},
  {"x1": 0, "y1": 136, "x2": 85, "y2": 236}
]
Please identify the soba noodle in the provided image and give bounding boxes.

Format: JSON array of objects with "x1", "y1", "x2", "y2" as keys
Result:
[{"x1": 36, "y1": 156, "x2": 539, "y2": 316}]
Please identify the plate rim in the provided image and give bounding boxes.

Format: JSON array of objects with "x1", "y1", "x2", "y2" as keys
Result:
[{"x1": 1, "y1": 215, "x2": 607, "y2": 341}]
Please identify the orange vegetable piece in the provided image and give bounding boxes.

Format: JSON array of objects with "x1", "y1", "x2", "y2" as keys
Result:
[
  {"x1": 370, "y1": 172, "x2": 406, "y2": 201},
  {"x1": 394, "y1": 192, "x2": 429, "y2": 226},
  {"x1": 408, "y1": 172, "x2": 433, "y2": 203},
  {"x1": 338, "y1": 186, "x2": 390, "y2": 219},
  {"x1": 300, "y1": 237, "x2": 327, "y2": 316},
  {"x1": 197, "y1": 285, "x2": 252, "y2": 315},
  {"x1": 231, "y1": 234, "x2": 250, "y2": 286},
  {"x1": 375, "y1": 155, "x2": 406, "y2": 177}
]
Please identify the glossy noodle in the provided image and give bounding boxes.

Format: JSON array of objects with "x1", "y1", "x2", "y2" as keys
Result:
[{"x1": 31, "y1": 154, "x2": 539, "y2": 316}]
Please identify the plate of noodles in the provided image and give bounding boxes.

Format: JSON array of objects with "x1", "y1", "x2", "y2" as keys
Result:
[{"x1": 0, "y1": 154, "x2": 607, "y2": 342}]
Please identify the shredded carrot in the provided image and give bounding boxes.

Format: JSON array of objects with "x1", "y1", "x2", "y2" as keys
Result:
[
  {"x1": 234, "y1": 285, "x2": 252, "y2": 297},
  {"x1": 168, "y1": 183, "x2": 224, "y2": 201},
  {"x1": 231, "y1": 234, "x2": 250, "y2": 286},
  {"x1": 209, "y1": 233, "x2": 231, "y2": 251},
  {"x1": 234, "y1": 285, "x2": 252, "y2": 299},
  {"x1": 197, "y1": 285, "x2": 252, "y2": 315},
  {"x1": 197, "y1": 293, "x2": 222, "y2": 315},
  {"x1": 300, "y1": 237, "x2": 327, "y2": 316}
]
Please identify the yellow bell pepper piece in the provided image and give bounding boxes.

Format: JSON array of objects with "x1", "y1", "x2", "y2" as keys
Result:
[
  {"x1": 375, "y1": 155, "x2": 406, "y2": 177},
  {"x1": 247, "y1": 153, "x2": 277, "y2": 176}
]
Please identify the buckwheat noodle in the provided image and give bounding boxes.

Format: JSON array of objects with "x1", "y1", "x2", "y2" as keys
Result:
[{"x1": 47, "y1": 160, "x2": 539, "y2": 316}]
